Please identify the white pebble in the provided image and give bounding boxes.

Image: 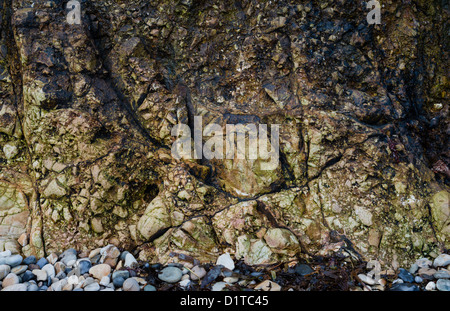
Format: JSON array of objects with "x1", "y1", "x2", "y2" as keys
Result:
[
  {"x1": 216, "y1": 253, "x2": 235, "y2": 271},
  {"x1": 124, "y1": 253, "x2": 138, "y2": 268},
  {"x1": 358, "y1": 273, "x2": 376, "y2": 285},
  {"x1": 211, "y1": 282, "x2": 227, "y2": 291},
  {"x1": 68, "y1": 275, "x2": 79, "y2": 285},
  {"x1": 179, "y1": 279, "x2": 191, "y2": 288},
  {"x1": 100, "y1": 276, "x2": 110, "y2": 286},
  {"x1": 425, "y1": 281, "x2": 436, "y2": 291}
]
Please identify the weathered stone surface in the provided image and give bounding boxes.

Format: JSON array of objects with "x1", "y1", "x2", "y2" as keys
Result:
[{"x1": 0, "y1": 0, "x2": 447, "y2": 269}]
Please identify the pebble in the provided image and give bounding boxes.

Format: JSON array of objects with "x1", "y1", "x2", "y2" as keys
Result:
[
  {"x1": 61, "y1": 254, "x2": 77, "y2": 267},
  {"x1": 81, "y1": 276, "x2": 95, "y2": 288},
  {"x1": 190, "y1": 266, "x2": 206, "y2": 280},
  {"x1": 390, "y1": 283, "x2": 419, "y2": 291},
  {"x1": 54, "y1": 262, "x2": 66, "y2": 275},
  {"x1": 0, "y1": 250, "x2": 11, "y2": 258},
  {"x1": 78, "y1": 260, "x2": 92, "y2": 275},
  {"x1": 143, "y1": 284, "x2": 156, "y2": 291},
  {"x1": 398, "y1": 268, "x2": 414, "y2": 283},
  {"x1": 295, "y1": 264, "x2": 314, "y2": 276},
  {"x1": 100, "y1": 276, "x2": 110, "y2": 286},
  {"x1": 436, "y1": 279, "x2": 450, "y2": 291},
  {"x1": 112, "y1": 270, "x2": 130, "y2": 280},
  {"x1": 113, "y1": 276, "x2": 125, "y2": 287},
  {"x1": 124, "y1": 253, "x2": 138, "y2": 268},
  {"x1": 425, "y1": 281, "x2": 436, "y2": 291},
  {"x1": 179, "y1": 279, "x2": 191, "y2": 288},
  {"x1": 36, "y1": 258, "x2": 48, "y2": 269},
  {"x1": 89, "y1": 264, "x2": 111, "y2": 280},
  {"x1": 11, "y1": 265, "x2": 27, "y2": 275},
  {"x1": 0, "y1": 254, "x2": 23, "y2": 267},
  {"x1": 42, "y1": 263, "x2": 56, "y2": 279},
  {"x1": 47, "y1": 253, "x2": 59, "y2": 265},
  {"x1": 2, "y1": 273, "x2": 20, "y2": 288},
  {"x1": 158, "y1": 267, "x2": 183, "y2": 283},
  {"x1": 255, "y1": 280, "x2": 281, "y2": 291},
  {"x1": 32, "y1": 269, "x2": 47, "y2": 282},
  {"x1": 84, "y1": 282, "x2": 101, "y2": 291},
  {"x1": 414, "y1": 276, "x2": 423, "y2": 283},
  {"x1": 211, "y1": 281, "x2": 227, "y2": 291},
  {"x1": 23, "y1": 256, "x2": 37, "y2": 265},
  {"x1": 123, "y1": 278, "x2": 140, "y2": 291},
  {"x1": 51, "y1": 279, "x2": 66, "y2": 291},
  {"x1": 223, "y1": 276, "x2": 239, "y2": 284},
  {"x1": 0, "y1": 265, "x2": 11, "y2": 280},
  {"x1": 216, "y1": 253, "x2": 235, "y2": 271},
  {"x1": 418, "y1": 267, "x2": 437, "y2": 278},
  {"x1": 358, "y1": 273, "x2": 376, "y2": 285},
  {"x1": 68, "y1": 275, "x2": 79, "y2": 285},
  {"x1": 433, "y1": 254, "x2": 450, "y2": 268},
  {"x1": 409, "y1": 263, "x2": 419, "y2": 274},
  {"x1": 28, "y1": 283, "x2": 39, "y2": 291},
  {"x1": 433, "y1": 269, "x2": 450, "y2": 279},
  {"x1": 21, "y1": 270, "x2": 34, "y2": 282},
  {"x1": 89, "y1": 248, "x2": 101, "y2": 259},
  {"x1": 415, "y1": 257, "x2": 433, "y2": 268},
  {"x1": 100, "y1": 245, "x2": 121, "y2": 260}
]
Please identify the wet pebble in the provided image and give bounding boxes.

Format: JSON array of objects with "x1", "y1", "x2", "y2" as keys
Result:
[
  {"x1": 398, "y1": 268, "x2": 414, "y2": 283},
  {"x1": 433, "y1": 254, "x2": 450, "y2": 268},
  {"x1": 436, "y1": 279, "x2": 450, "y2": 291},
  {"x1": 390, "y1": 283, "x2": 419, "y2": 291},
  {"x1": 295, "y1": 264, "x2": 314, "y2": 276},
  {"x1": 123, "y1": 278, "x2": 140, "y2": 291},
  {"x1": 113, "y1": 276, "x2": 125, "y2": 287},
  {"x1": 158, "y1": 267, "x2": 183, "y2": 283}
]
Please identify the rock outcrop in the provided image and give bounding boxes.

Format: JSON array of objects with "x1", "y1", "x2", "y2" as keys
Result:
[{"x1": 0, "y1": 0, "x2": 448, "y2": 269}]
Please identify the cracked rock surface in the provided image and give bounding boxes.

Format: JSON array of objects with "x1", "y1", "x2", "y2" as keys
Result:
[{"x1": 0, "y1": 0, "x2": 449, "y2": 270}]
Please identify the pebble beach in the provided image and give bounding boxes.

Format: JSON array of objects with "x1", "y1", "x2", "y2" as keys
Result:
[{"x1": 0, "y1": 245, "x2": 449, "y2": 291}]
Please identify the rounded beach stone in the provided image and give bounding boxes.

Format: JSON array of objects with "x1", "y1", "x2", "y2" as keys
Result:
[{"x1": 158, "y1": 267, "x2": 183, "y2": 283}]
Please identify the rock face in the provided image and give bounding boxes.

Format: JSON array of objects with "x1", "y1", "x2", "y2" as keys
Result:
[{"x1": 0, "y1": 0, "x2": 448, "y2": 269}]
